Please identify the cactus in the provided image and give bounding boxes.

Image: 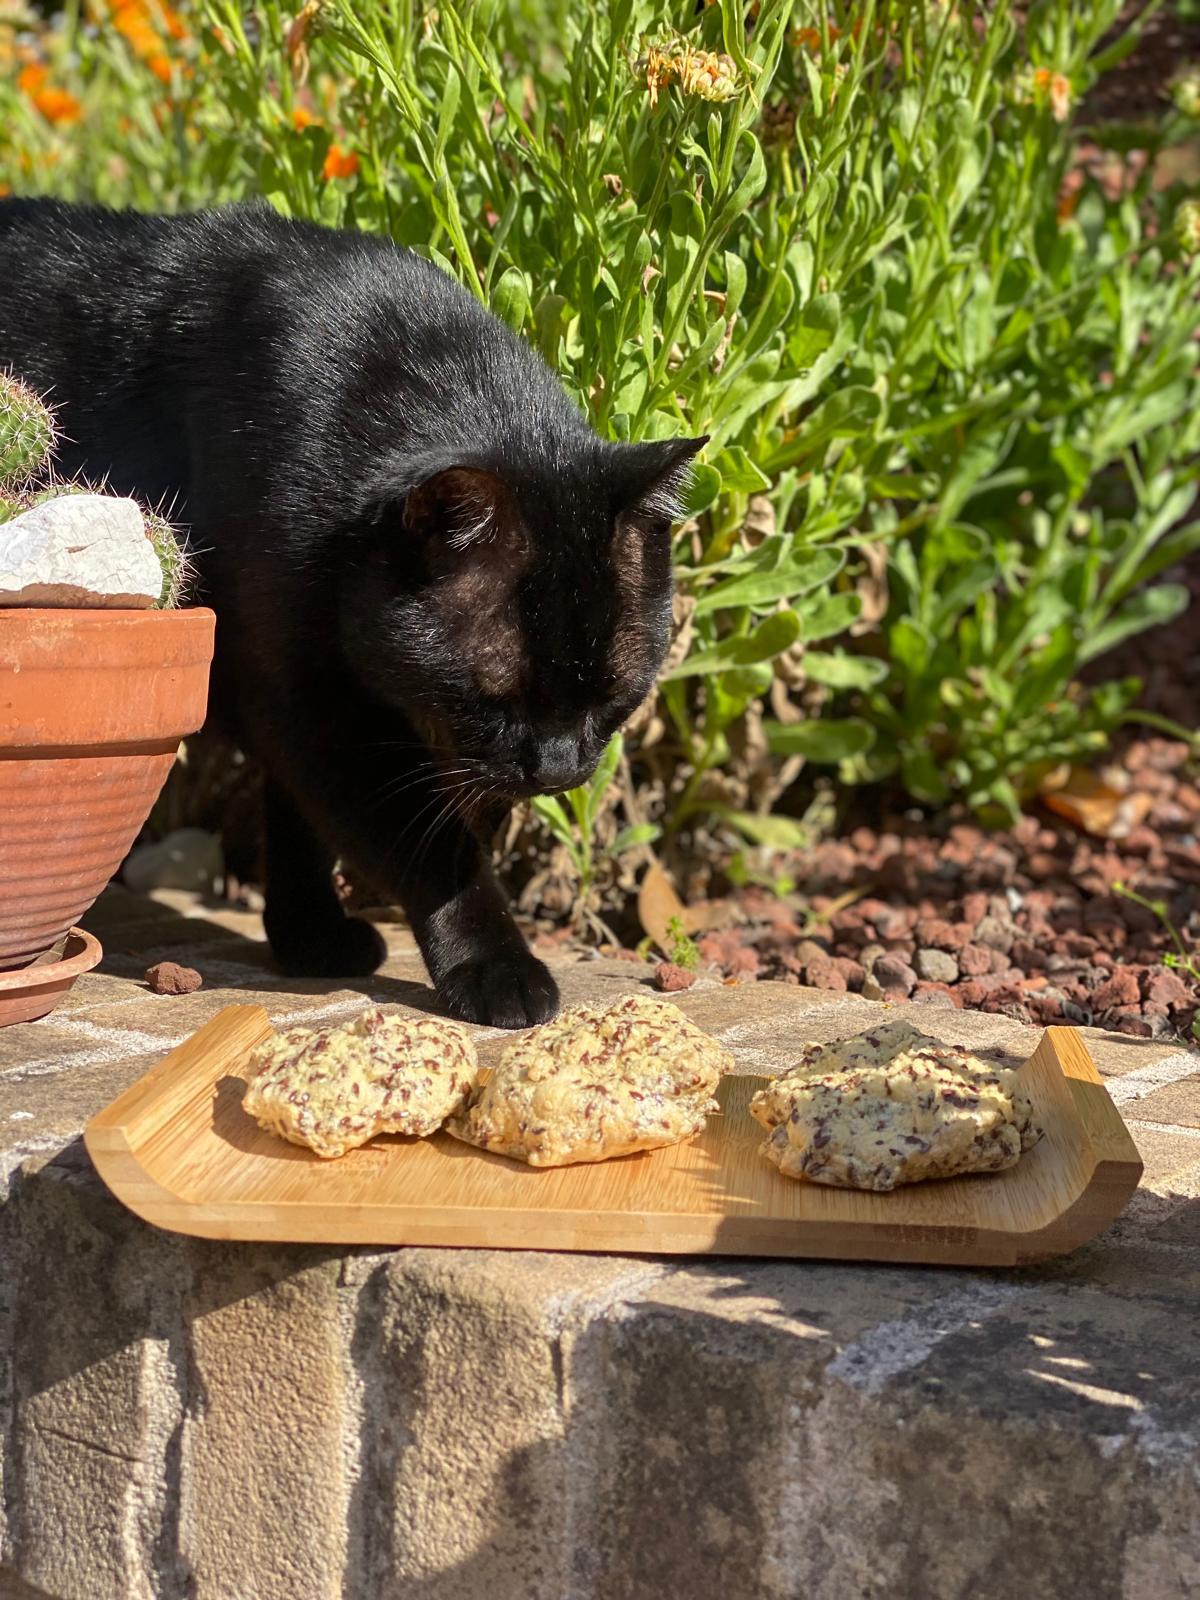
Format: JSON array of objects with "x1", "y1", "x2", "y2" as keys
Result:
[
  {"x1": 26, "y1": 483, "x2": 191, "y2": 608},
  {"x1": 144, "y1": 509, "x2": 191, "y2": 609},
  {"x1": 0, "y1": 373, "x2": 57, "y2": 491},
  {"x1": 0, "y1": 493, "x2": 27, "y2": 525}
]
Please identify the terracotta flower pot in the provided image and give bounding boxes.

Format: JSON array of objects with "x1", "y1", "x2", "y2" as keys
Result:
[{"x1": 0, "y1": 608, "x2": 215, "y2": 973}]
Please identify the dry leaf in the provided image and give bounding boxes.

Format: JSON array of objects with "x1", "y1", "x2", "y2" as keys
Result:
[
  {"x1": 1040, "y1": 766, "x2": 1153, "y2": 840},
  {"x1": 850, "y1": 541, "x2": 889, "y2": 637},
  {"x1": 638, "y1": 858, "x2": 686, "y2": 954}
]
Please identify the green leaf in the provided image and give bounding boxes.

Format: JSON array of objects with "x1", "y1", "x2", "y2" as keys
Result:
[
  {"x1": 681, "y1": 463, "x2": 722, "y2": 517},
  {"x1": 717, "y1": 812, "x2": 816, "y2": 849},
  {"x1": 490, "y1": 266, "x2": 531, "y2": 333},
  {"x1": 800, "y1": 652, "x2": 890, "y2": 689},
  {"x1": 796, "y1": 590, "x2": 862, "y2": 642},
  {"x1": 693, "y1": 547, "x2": 844, "y2": 617},
  {"x1": 901, "y1": 747, "x2": 950, "y2": 803},
  {"x1": 585, "y1": 732, "x2": 623, "y2": 824},
  {"x1": 612, "y1": 823, "x2": 661, "y2": 855},
  {"x1": 1079, "y1": 584, "x2": 1190, "y2": 664},
  {"x1": 764, "y1": 719, "x2": 875, "y2": 761},
  {"x1": 665, "y1": 610, "x2": 802, "y2": 679},
  {"x1": 435, "y1": 63, "x2": 462, "y2": 159},
  {"x1": 530, "y1": 794, "x2": 578, "y2": 859},
  {"x1": 716, "y1": 446, "x2": 770, "y2": 495}
]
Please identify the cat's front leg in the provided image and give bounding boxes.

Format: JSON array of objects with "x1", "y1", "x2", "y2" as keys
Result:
[
  {"x1": 407, "y1": 864, "x2": 560, "y2": 1030},
  {"x1": 262, "y1": 779, "x2": 388, "y2": 978},
  {"x1": 286, "y1": 762, "x2": 559, "y2": 1028}
]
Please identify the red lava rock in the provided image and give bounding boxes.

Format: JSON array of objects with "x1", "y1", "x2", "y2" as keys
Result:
[
  {"x1": 698, "y1": 931, "x2": 744, "y2": 968},
  {"x1": 856, "y1": 897, "x2": 892, "y2": 925},
  {"x1": 832, "y1": 956, "x2": 866, "y2": 990},
  {"x1": 974, "y1": 915, "x2": 1015, "y2": 954},
  {"x1": 795, "y1": 937, "x2": 832, "y2": 966},
  {"x1": 1009, "y1": 940, "x2": 1046, "y2": 972},
  {"x1": 958, "y1": 943, "x2": 993, "y2": 978},
  {"x1": 914, "y1": 917, "x2": 967, "y2": 952},
  {"x1": 144, "y1": 961, "x2": 202, "y2": 996},
  {"x1": 873, "y1": 906, "x2": 912, "y2": 941},
  {"x1": 912, "y1": 981, "x2": 963, "y2": 1008},
  {"x1": 1092, "y1": 968, "x2": 1142, "y2": 1011},
  {"x1": 859, "y1": 942, "x2": 886, "y2": 974},
  {"x1": 1024, "y1": 857, "x2": 1062, "y2": 883},
  {"x1": 654, "y1": 963, "x2": 696, "y2": 993},
  {"x1": 1143, "y1": 967, "x2": 1193, "y2": 1011},
  {"x1": 727, "y1": 946, "x2": 761, "y2": 978},
  {"x1": 804, "y1": 954, "x2": 847, "y2": 992},
  {"x1": 1113, "y1": 1011, "x2": 1155, "y2": 1038},
  {"x1": 870, "y1": 953, "x2": 917, "y2": 998},
  {"x1": 961, "y1": 892, "x2": 990, "y2": 928},
  {"x1": 829, "y1": 906, "x2": 866, "y2": 934},
  {"x1": 915, "y1": 947, "x2": 959, "y2": 984}
]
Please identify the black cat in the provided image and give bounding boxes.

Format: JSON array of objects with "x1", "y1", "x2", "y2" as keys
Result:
[{"x1": 0, "y1": 199, "x2": 703, "y2": 1025}]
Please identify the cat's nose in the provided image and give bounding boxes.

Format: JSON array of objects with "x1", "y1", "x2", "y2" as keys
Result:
[{"x1": 530, "y1": 736, "x2": 587, "y2": 793}]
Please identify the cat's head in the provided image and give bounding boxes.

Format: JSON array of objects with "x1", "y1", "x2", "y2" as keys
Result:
[{"x1": 338, "y1": 433, "x2": 706, "y2": 797}]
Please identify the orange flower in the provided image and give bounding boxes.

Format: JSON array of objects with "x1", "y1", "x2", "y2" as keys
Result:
[
  {"x1": 115, "y1": 6, "x2": 159, "y2": 56},
  {"x1": 161, "y1": 4, "x2": 187, "y2": 42},
  {"x1": 1056, "y1": 180, "x2": 1080, "y2": 222},
  {"x1": 149, "y1": 52, "x2": 172, "y2": 83},
  {"x1": 33, "y1": 85, "x2": 83, "y2": 125},
  {"x1": 17, "y1": 62, "x2": 47, "y2": 95},
  {"x1": 292, "y1": 104, "x2": 320, "y2": 130},
  {"x1": 793, "y1": 23, "x2": 840, "y2": 53},
  {"x1": 322, "y1": 143, "x2": 358, "y2": 180}
]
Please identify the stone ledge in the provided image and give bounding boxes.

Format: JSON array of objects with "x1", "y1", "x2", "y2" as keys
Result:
[{"x1": 0, "y1": 889, "x2": 1196, "y2": 1599}]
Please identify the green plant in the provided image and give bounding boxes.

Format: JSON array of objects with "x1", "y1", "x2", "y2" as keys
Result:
[
  {"x1": 4, "y1": 0, "x2": 1199, "y2": 839},
  {"x1": 664, "y1": 914, "x2": 700, "y2": 968},
  {"x1": 0, "y1": 383, "x2": 190, "y2": 608},
  {"x1": 0, "y1": 373, "x2": 57, "y2": 490},
  {"x1": 529, "y1": 733, "x2": 660, "y2": 920},
  {"x1": 144, "y1": 508, "x2": 191, "y2": 608},
  {"x1": 1114, "y1": 880, "x2": 1200, "y2": 1041}
]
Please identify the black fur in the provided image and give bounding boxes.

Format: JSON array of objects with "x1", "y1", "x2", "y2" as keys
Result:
[{"x1": 0, "y1": 199, "x2": 704, "y2": 1025}]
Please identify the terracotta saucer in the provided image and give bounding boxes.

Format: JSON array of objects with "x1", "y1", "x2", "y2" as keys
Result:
[{"x1": 0, "y1": 928, "x2": 103, "y2": 1027}]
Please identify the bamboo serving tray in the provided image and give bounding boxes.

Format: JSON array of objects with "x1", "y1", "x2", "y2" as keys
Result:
[{"x1": 84, "y1": 1005, "x2": 1142, "y2": 1266}]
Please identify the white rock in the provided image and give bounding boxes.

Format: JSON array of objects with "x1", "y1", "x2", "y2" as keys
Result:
[
  {"x1": 0, "y1": 494, "x2": 161, "y2": 608},
  {"x1": 123, "y1": 828, "x2": 225, "y2": 896}
]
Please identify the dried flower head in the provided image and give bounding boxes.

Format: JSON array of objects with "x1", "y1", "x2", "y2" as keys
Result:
[
  {"x1": 1170, "y1": 67, "x2": 1200, "y2": 119},
  {"x1": 760, "y1": 97, "x2": 796, "y2": 148},
  {"x1": 286, "y1": 0, "x2": 321, "y2": 84},
  {"x1": 1176, "y1": 199, "x2": 1200, "y2": 258},
  {"x1": 640, "y1": 36, "x2": 741, "y2": 109}
]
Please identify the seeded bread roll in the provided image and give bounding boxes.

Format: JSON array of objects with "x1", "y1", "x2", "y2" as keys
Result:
[
  {"x1": 447, "y1": 993, "x2": 733, "y2": 1167},
  {"x1": 778, "y1": 1021, "x2": 1040, "y2": 1153},
  {"x1": 750, "y1": 1023, "x2": 1042, "y2": 1192},
  {"x1": 242, "y1": 1007, "x2": 477, "y2": 1159}
]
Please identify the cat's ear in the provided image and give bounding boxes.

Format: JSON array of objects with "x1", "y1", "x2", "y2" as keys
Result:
[
  {"x1": 402, "y1": 465, "x2": 520, "y2": 552},
  {"x1": 614, "y1": 434, "x2": 710, "y2": 524}
]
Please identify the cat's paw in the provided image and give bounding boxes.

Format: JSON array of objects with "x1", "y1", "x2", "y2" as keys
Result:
[
  {"x1": 437, "y1": 952, "x2": 560, "y2": 1029},
  {"x1": 267, "y1": 914, "x2": 388, "y2": 978}
]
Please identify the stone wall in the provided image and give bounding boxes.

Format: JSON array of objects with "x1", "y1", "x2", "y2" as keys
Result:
[{"x1": 0, "y1": 891, "x2": 1197, "y2": 1599}]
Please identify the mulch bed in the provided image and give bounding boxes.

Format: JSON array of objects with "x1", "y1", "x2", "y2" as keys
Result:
[
  {"x1": 685, "y1": 734, "x2": 1197, "y2": 1041},
  {"x1": 639, "y1": 556, "x2": 1200, "y2": 1044}
]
